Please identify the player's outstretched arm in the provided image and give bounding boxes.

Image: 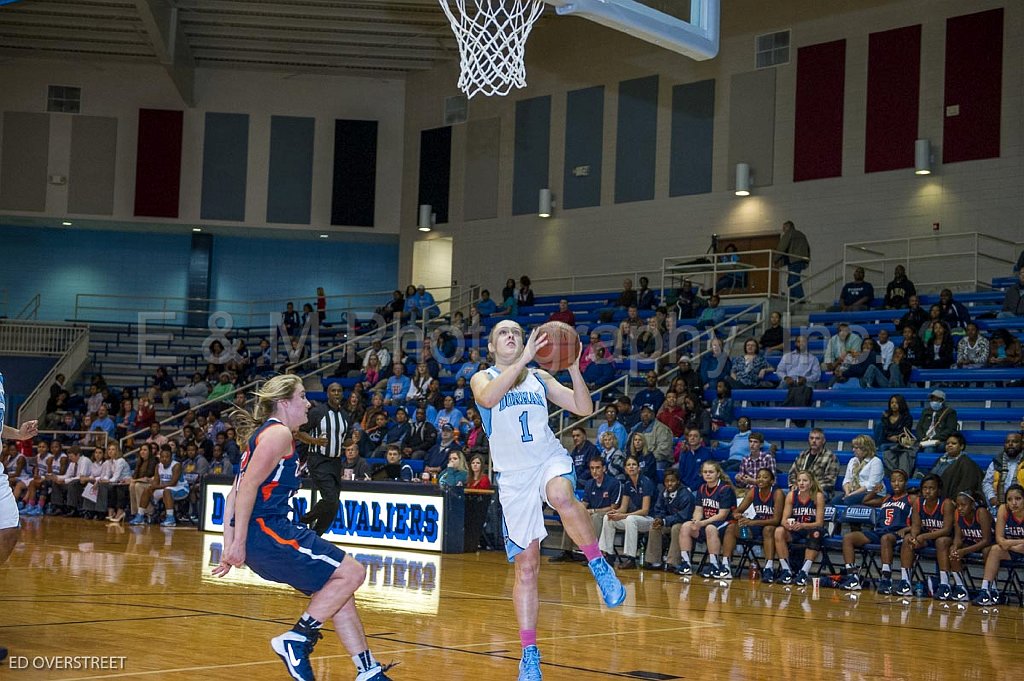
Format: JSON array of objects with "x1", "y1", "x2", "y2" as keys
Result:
[{"x1": 2, "y1": 420, "x2": 38, "y2": 441}]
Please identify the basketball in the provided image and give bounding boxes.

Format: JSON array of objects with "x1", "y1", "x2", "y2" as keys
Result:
[{"x1": 532, "y1": 321, "x2": 580, "y2": 372}]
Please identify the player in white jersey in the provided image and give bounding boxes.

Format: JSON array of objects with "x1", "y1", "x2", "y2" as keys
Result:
[
  {"x1": 0, "y1": 370, "x2": 40, "y2": 663},
  {"x1": 471, "y1": 320, "x2": 625, "y2": 681}
]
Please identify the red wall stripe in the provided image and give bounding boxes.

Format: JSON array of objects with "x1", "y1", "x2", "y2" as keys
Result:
[
  {"x1": 864, "y1": 25, "x2": 921, "y2": 173},
  {"x1": 943, "y1": 8, "x2": 1003, "y2": 164},
  {"x1": 134, "y1": 108, "x2": 183, "y2": 218},
  {"x1": 793, "y1": 40, "x2": 846, "y2": 182}
]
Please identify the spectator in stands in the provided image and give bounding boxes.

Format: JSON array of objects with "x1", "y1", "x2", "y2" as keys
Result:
[
  {"x1": 916, "y1": 390, "x2": 959, "y2": 453},
  {"x1": 409, "y1": 285, "x2": 439, "y2": 321},
  {"x1": 359, "y1": 391, "x2": 386, "y2": 432},
  {"x1": 438, "y1": 451, "x2": 468, "y2": 488},
  {"x1": 615, "y1": 305, "x2": 644, "y2": 354},
  {"x1": 378, "y1": 289, "x2": 405, "y2": 326},
  {"x1": 583, "y1": 346, "x2": 615, "y2": 389},
  {"x1": 672, "y1": 427, "x2": 715, "y2": 490},
  {"x1": 599, "y1": 455, "x2": 655, "y2": 569},
  {"x1": 720, "y1": 415, "x2": 753, "y2": 471},
  {"x1": 548, "y1": 299, "x2": 576, "y2": 326},
  {"x1": 363, "y1": 339, "x2": 391, "y2": 374},
  {"x1": 631, "y1": 406, "x2": 673, "y2": 468},
  {"x1": 492, "y1": 290, "x2": 519, "y2": 318},
  {"x1": 517, "y1": 275, "x2": 535, "y2": 306},
  {"x1": 615, "y1": 395, "x2": 641, "y2": 431},
  {"x1": 476, "y1": 290, "x2": 497, "y2": 317},
  {"x1": 569, "y1": 427, "x2": 600, "y2": 487},
  {"x1": 875, "y1": 328, "x2": 894, "y2": 370},
  {"x1": 922, "y1": 321, "x2": 955, "y2": 369},
  {"x1": 673, "y1": 278, "x2": 703, "y2": 320},
  {"x1": 776, "y1": 335, "x2": 821, "y2": 387},
  {"x1": 988, "y1": 328, "x2": 1022, "y2": 367},
  {"x1": 884, "y1": 265, "x2": 916, "y2": 309},
  {"x1": 181, "y1": 442, "x2": 209, "y2": 522},
  {"x1": 760, "y1": 311, "x2": 785, "y2": 354},
  {"x1": 938, "y1": 288, "x2": 971, "y2": 332},
  {"x1": 404, "y1": 408, "x2": 438, "y2": 461},
  {"x1": 454, "y1": 349, "x2": 482, "y2": 382},
  {"x1": 208, "y1": 444, "x2": 232, "y2": 476},
  {"x1": 729, "y1": 339, "x2": 770, "y2": 388},
  {"x1": 837, "y1": 435, "x2": 885, "y2": 505},
  {"x1": 300, "y1": 303, "x2": 316, "y2": 330},
  {"x1": 178, "y1": 372, "x2": 210, "y2": 411},
  {"x1": 898, "y1": 326, "x2": 925, "y2": 369},
  {"x1": 998, "y1": 270, "x2": 1024, "y2": 317},
  {"x1": 835, "y1": 267, "x2": 874, "y2": 312},
  {"x1": 91, "y1": 405, "x2": 116, "y2": 441},
  {"x1": 383, "y1": 363, "x2": 410, "y2": 406},
  {"x1": 677, "y1": 461, "x2": 737, "y2": 577},
  {"x1": 929, "y1": 433, "x2": 983, "y2": 498},
  {"x1": 957, "y1": 322, "x2": 990, "y2": 369},
  {"x1": 452, "y1": 376, "x2": 472, "y2": 410},
  {"x1": 710, "y1": 381, "x2": 734, "y2": 429},
  {"x1": 635, "y1": 315, "x2": 665, "y2": 357},
  {"x1": 774, "y1": 220, "x2": 810, "y2": 300},
  {"x1": 501, "y1": 277, "x2": 516, "y2": 301},
  {"x1": 434, "y1": 395, "x2": 468, "y2": 433},
  {"x1": 370, "y1": 445, "x2": 414, "y2": 482},
  {"x1": 657, "y1": 390, "x2": 686, "y2": 439},
  {"x1": 982, "y1": 432, "x2": 1023, "y2": 510},
  {"x1": 424, "y1": 424, "x2": 461, "y2": 478},
  {"x1": 405, "y1": 363, "x2": 432, "y2": 406},
  {"x1": 281, "y1": 302, "x2": 300, "y2": 337},
  {"x1": 113, "y1": 398, "x2": 137, "y2": 441},
  {"x1": 597, "y1": 405, "x2": 628, "y2": 451},
  {"x1": 832, "y1": 337, "x2": 880, "y2": 386},
  {"x1": 699, "y1": 337, "x2": 731, "y2": 391},
  {"x1": 791, "y1": 429, "x2": 839, "y2": 492},
  {"x1": 550, "y1": 457, "x2": 621, "y2": 564},
  {"x1": 773, "y1": 469, "x2": 827, "y2": 586},
  {"x1": 135, "y1": 395, "x2": 156, "y2": 432},
  {"x1": 599, "y1": 431, "x2": 627, "y2": 481},
  {"x1": 207, "y1": 372, "x2": 235, "y2": 404},
  {"x1": 466, "y1": 454, "x2": 490, "y2": 490},
  {"x1": 972, "y1": 484, "x2": 1024, "y2": 606},
  {"x1": 896, "y1": 295, "x2": 929, "y2": 335},
  {"x1": 464, "y1": 411, "x2": 488, "y2": 459},
  {"x1": 641, "y1": 469, "x2": 693, "y2": 570},
  {"x1": 634, "y1": 371, "x2": 665, "y2": 413},
  {"x1": 734, "y1": 432, "x2": 775, "y2": 488},
  {"x1": 85, "y1": 386, "x2": 103, "y2": 418},
  {"x1": 918, "y1": 305, "x2": 943, "y2": 345},
  {"x1": 672, "y1": 356, "x2": 701, "y2": 399},
  {"x1": 875, "y1": 393, "x2": 914, "y2": 458},
  {"x1": 823, "y1": 323, "x2": 862, "y2": 372},
  {"x1": 696, "y1": 294, "x2": 725, "y2": 331},
  {"x1": 147, "y1": 366, "x2": 177, "y2": 408},
  {"x1": 636, "y1": 276, "x2": 657, "y2": 310},
  {"x1": 681, "y1": 394, "x2": 712, "y2": 442},
  {"x1": 338, "y1": 439, "x2": 371, "y2": 481},
  {"x1": 376, "y1": 407, "x2": 411, "y2": 456},
  {"x1": 614, "y1": 279, "x2": 638, "y2": 309}
]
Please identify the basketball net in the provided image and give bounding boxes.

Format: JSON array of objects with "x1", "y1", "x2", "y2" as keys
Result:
[{"x1": 438, "y1": 0, "x2": 545, "y2": 98}]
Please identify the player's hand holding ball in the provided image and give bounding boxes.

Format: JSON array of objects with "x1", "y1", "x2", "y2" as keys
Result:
[{"x1": 532, "y1": 322, "x2": 581, "y2": 373}]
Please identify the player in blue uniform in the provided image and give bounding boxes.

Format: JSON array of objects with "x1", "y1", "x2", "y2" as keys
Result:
[
  {"x1": 677, "y1": 461, "x2": 738, "y2": 578},
  {"x1": 722, "y1": 467, "x2": 784, "y2": 582},
  {"x1": 936, "y1": 491, "x2": 993, "y2": 601},
  {"x1": 773, "y1": 469, "x2": 826, "y2": 586},
  {"x1": 896, "y1": 474, "x2": 952, "y2": 596},
  {"x1": 213, "y1": 375, "x2": 392, "y2": 681},
  {"x1": 839, "y1": 469, "x2": 915, "y2": 592},
  {"x1": 470, "y1": 320, "x2": 624, "y2": 681},
  {"x1": 974, "y1": 484, "x2": 1024, "y2": 606}
]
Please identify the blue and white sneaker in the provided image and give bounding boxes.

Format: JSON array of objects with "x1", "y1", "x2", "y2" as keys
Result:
[
  {"x1": 588, "y1": 556, "x2": 626, "y2": 608},
  {"x1": 951, "y1": 584, "x2": 969, "y2": 602},
  {"x1": 839, "y1": 574, "x2": 862, "y2": 591},
  {"x1": 271, "y1": 629, "x2": 322, "y2": 681},
  {"x1": 675, "y1": 561, "x2": 693, "y2": 576},
  {"x1": 19, "y1": 504, "x2": 32, "y2": 515},
  {"x1": 699, "y1": 563, "x2": 716, "y2": 578},
  {"x1": 777, "y1": 569, "x2": 794, "y2": 585},
  {"x1": 760, "y1": 567, "x2": 775, "y2": 584},
  {"x1": 714, "y1": 564, "x2": 733, "y2": 580},
  {"x1": 973, "y1": 589, "x2": 998, "y2": 607},
  {"x1": 793, "y1": 570, "x2": 809, "y2": 587},
  {"x1": 933, "y1": 584, "x2": 952, "y2": 601},
  {"x1": 361, "y1": 664, "x2": 396, "y2": 681},
  {"x1": 160, "y1": 516, "x2": 177, "y2": 527},
  {"x1": 893, "y1": 580, "x2": 913, "y2": 597},
  {"x1": 876, "y1": 577, "x2": 893, "y2": 595},
  {"x1": 518, "y1": 644, "x2": 542, "y2": 681}
]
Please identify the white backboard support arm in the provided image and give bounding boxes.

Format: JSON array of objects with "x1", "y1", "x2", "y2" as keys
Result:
[{"x1": 545, "y1": 0, "x2": 720, "y2": 60}]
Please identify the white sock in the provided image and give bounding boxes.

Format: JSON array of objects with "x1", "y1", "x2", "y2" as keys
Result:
[
  {"x1": 845, "y1": 563, "x2": 855, "y2": 571},
  {"x1": 780, "y1": 559, "x2": 790, "y2": 571},
  {"x1": 801, "y1": 559, "x2": 813, "y2": 573},
  {"x1": 681, "y1": 551, "x2": 690, "y2": 564},
  {"x1": 952, "y1": 572, "x2": 965, "y2": 587},
  {"x1": 709, "y1": 554, "x2": 719, "y2": 566},
  {"x1": 721, "y1": 555, "x2": 730, "y2": 567},
  {"x1": 981, "y1": 580, "x2": 990, "y2": 590},
  {"x1": 939, "y1": 571, "x2": 949, "y2": 586},
  {"x1": 882, "y1": 566, "x2": 891, "y2": 576},
  {"x1": 765, "y1": 560, "x2": 775, "y2": 570},
  {"x1": 353, "y1": 651, "x2": 379, "y2": 675},
  {"x1": 901, "y1": 568, "x2": 910, "y2": 582},
  {"x1": 166, "y1": 510, "x2": 175, "y2": 518}
]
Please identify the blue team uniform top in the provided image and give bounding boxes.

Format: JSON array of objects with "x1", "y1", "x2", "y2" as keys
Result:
[
  {"x1": 1004, "y1": 508, "x2": 1024, "y2": 540},
  {"x1": 751, "y1": 487, "x2": 778, "y2": 521},
  {"x1": 240, "y1": 418, "x2": 299, "y2": 520},
  {"x1": 621, "y1": 475, "x2": 656, "y2": 513},
  {"x1": 918, "y1": 497, "x2": 946, "y2": 533},
  {"x1": 696, "y1": 482, "x2": 737, "y2": 520},
  {"x1": 875, "y1": 493, "x2": 913, "y2": 532},
  {"x1": 956, "y1": 509, "x2": 984, "y2": 545},
  {"x1": 790, "y1": 490, "x2": 817, "y2": 524}
]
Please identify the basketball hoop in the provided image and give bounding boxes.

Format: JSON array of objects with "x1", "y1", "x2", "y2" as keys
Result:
[{"x1": 438, "y1": 0, "x2": 545, "y2": 98}]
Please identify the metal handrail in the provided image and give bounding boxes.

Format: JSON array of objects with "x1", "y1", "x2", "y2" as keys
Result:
[
  {"x1": 524, "y1": 269, "x2": 663, "y2": 297},
  {"x1": 15, "y1": 293, "x2": 40, "y2": 320},
  {"x1": 550, "y1": 299, "x2": 768, "y2": 436},
  {"x1": 38, "y1": 429, "x2": 109, "y2": 453}
]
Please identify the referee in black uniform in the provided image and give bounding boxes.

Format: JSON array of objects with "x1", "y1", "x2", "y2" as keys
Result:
[{"x1": 297, "y1": 381, "x2": 349, "y2": 535}]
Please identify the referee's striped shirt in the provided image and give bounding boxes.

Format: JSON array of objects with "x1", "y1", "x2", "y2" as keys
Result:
[{"x1": 305, "y1": 403, "x2": 349, "y2": 458}]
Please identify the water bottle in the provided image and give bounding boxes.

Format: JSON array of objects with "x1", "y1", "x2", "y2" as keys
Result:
[
  {"x1": 749, "y1": 564, "x2": 759, "y2": 581},
  {"x1": 740, "y1": 526, "x2": 752, "y2": 540},
  {"x1": 913, "y1": 581, "x2": 925, "y2": 598}
]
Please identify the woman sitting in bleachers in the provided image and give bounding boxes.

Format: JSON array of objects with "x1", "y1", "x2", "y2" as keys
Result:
[
  {"x1": 922, "y1": 321, "x2": 955, "y2": 370},
  {"x1": 729, "y1": 339, "x2": 769, "y2": 389},
  {"x1": 699, "y1": 337, "x2": 731, "y2": 392},
  {"x1": 988, "y1": 329, "x2": 1022, "y2": 367},
  {"x1": 956, "y1": 322, "x2": 990, "y2": 369},
  {"x1": 874, "y1": 394, "x2": 913, "y2": 458},
  {"x1": 626, "y1": 432, "x2": 658, "y2": 487},
  {"x1": 837, "y1": 435, "x2": 885, "y2": 505},
  {"x1": 972, "y1": 484, "x2": 1024, "y2": 606},
  {"x1": 599, "y1": 431, "x2": 627, "y2": 482}
]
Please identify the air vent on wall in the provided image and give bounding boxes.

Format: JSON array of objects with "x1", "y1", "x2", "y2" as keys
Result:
[
  {"x1": 47, "y1": 85, "x2": 81, "y2": 113},
  {"x1": 755, "y1": 30, "x2": 790, "y2": 69},
  {"x1": 444, "y1": 94, "x2": 468, "y2": 125}
]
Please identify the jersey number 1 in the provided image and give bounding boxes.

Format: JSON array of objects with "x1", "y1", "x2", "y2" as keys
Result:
[{"x1": 518, "y1": 411, "x2": 534, "y2": 443}]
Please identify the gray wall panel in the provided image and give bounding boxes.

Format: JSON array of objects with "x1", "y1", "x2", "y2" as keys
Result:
[
  {"x1": 563, "y1": 86, "x2": 604, "y2": 210},
  {"x1": 464, "y1": 117, "x2": 501, "y2": 221},
  {"x1": 0, "y1": 112, "x2": 49, "y2": 212},
  {"x1": 727, "y1": 70, "x2": 776, "y2": 189},
  {"x1": 670, "y1": 79, "x2": 715, "y2": 196},
  {"x1": 615, "y1": 75, "x2": 659, "y2": 204},
  {"x1": 512, "y1": 96, "x2": 551, "y2": 216},
  {"x1": 68, "y1": 116, "x2": 118, "y2": 215}
]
